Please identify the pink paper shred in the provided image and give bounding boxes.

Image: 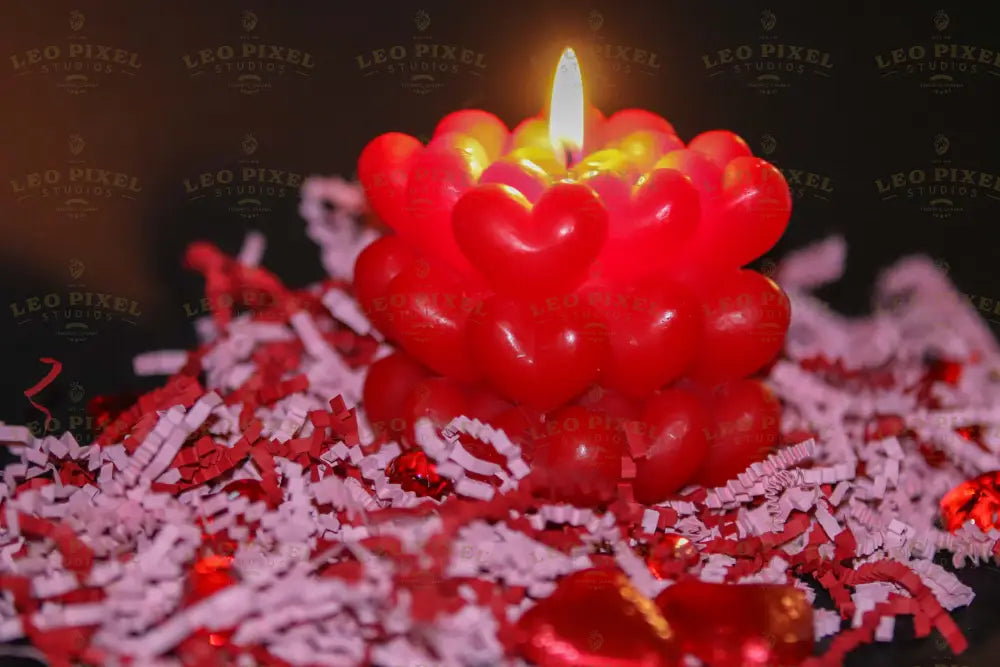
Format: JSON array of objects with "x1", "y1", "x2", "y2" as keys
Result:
[{"x1": 1, "y1": 183, "x2": 999, "y2": 667}]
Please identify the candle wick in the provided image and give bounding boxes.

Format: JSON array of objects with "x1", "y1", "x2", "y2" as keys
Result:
[{"x1": 562, "y1": 144, "x2": 577, "y2": 170}]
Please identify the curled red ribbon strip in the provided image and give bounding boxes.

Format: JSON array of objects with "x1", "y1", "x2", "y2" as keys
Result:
[{"x1": 24, "y1": 357, "x2": 63, "y2": 432}]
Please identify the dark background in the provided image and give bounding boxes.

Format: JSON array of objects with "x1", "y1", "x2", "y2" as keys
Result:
[{"x1": 1, "y1": 0, "x2": 999, "y2": 665}]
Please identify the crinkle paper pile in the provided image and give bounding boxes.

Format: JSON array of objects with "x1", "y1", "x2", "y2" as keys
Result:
[{"x1": 1, "y1": 177, "x2": 999, "y2": 667}]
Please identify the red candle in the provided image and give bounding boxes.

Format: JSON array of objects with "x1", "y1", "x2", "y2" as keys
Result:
[{"x1": 355, "y1": 47, "x2": 794, "y2": 502}]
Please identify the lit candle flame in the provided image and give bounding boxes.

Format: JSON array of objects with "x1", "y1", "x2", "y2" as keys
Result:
[{"x1": 548, "y1": 47, "x2": 585, "y2": 166}]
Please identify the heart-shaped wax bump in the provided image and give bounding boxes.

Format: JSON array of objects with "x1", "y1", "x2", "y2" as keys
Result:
[
  {"x1": 433, "y1": 109, "x2": 510, "y2": 162},
  {"x1": 467, "y1": 295, "x2": 607, "y2": 410},
  {"x1": 653, "y1": 149, "x2": 724, "y2": 207},
  {"x1": 596, "y1": 169, "x2": 701, "y2": 285},
  {"x1": 585, "y1": 280, "x2": 701, "y2": 399},
  {"x1": 613, "y1": 130, "x2": 686, "y2": 172},
  {"x1": 357, "y1": 133, "x2": 423, "y2": 232},
  {"x1": 569, "y1": 149, "x2": 636, "y2": 237},
  {"x1": 400, "y1": 376, "x2": 472, "y2": 445},
  {"x1": 687, "y1": 130, "x2": 753, "y2": 171},
  {"x1": 667, "y1": 158, "x2": 789, "y2": 282},
  {"x1": 516, "y1": 567, "x2": 680, "y2": 667},
  {"x1": 386, "y1": 259, "x2": 482, "y2": 383},
  {"x1": 530, "y1": 405, "x2": 627, "y2": 506},
  {"x1": 453, "y1": 182, "x2": 608, "y2": 298},
  {"x1": 714, "y1": 156, "x2": 792, "y2": 268},
  {"x1": 654, "y1": 580, "x2": 813, "y2": 667},
  {"x1": 362, "y1": 351, "x2": 431, "y2": 442},
  {"x1": 688, "y1": 269, "x2": 790, "y2": 383},
  {"x1": 632, "y1": 389, "x2": 711, "y2": 504},
  {"x1": 403, "y1": 133, "x2": 487, "y2": 279},
  {"x1": 510, "y1": 117, "x2": 551, "y2": 151},
  {"x1": 352, "y1": 235, "x2": 417, "y2": 339},
  {"x1": 694, "y1": 378, "x2": 781, "y2": 488},
  {"x1": 601, "y1": 109, "x2": 677, "y2": 145},
  {"x1": 479, "y1": 157, "x2": 552, "y2": 204},
  {"x1": 575, "y1": 385, "x2": 643, "y2": 422}
]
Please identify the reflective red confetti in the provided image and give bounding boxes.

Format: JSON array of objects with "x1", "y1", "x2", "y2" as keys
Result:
[
  {"x1": 187, "y1": 553, "x2": 235, "y2": 604},
  {"x1": 645, "y1": 534, "x2": 700, "y2": 579},
  {"x1": 940, "y1": 470, "x2": 1000, "y2": 533},
  {"x1": 385, "y1": 449, "x2": 451, "y2": 498},
  {"x1": 222, "y1": 478, "x2": 274, "y2": 506},
  {"x1": 928, "y1": 358, "x2": 963, "y2": 386}
]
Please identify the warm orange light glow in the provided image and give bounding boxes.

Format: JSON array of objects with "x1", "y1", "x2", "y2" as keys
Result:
[{"x1": 548, "y1": 47, "x2": 585, "y2": 163}]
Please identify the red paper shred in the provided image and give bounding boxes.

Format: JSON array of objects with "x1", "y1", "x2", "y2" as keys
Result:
[
  {"x1": 22, "y1": 357, "x2": 62, "y2": 432},
  {"x1": 3, "y1": 228, "x2": 997, "y2": 666}
]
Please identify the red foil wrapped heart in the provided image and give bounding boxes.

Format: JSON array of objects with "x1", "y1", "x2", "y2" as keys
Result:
[
  {"x1": 940, "y1": 470, "x2": 1000, "y2": 533},
  {"x1": 644, "y1": 534, "x2": 700, "y2": 579},
  {"x1": 654, "y1": 580, "x2": 813, "y2": 667},
  {"x1": 386, "y1": 450, "x2": 451, "y2": 499},
  {"x1": 516, "y1": 568, "x2": 680, "y2": 667}
]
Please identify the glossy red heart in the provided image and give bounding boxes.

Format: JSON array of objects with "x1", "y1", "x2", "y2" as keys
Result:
[
  {"x1": 584, "y1": 280, "x2": 702, "y2": 399},
  {"x1": 400, "y1": 376, "x2": 471, "y2": 445},
  {"x1": 352, "y1": 235, "x2": 417, "y2": 339},
  {"x1": 716, "y1": 157, "x2": 792, "y2": 267},
  {"x1": 453, "y1": 182, "x2": 608, "y2": 298},
  {"x1": 516, "y1": 567, "x2": 680, "y2": 667},
  {"x1": 467, "y1": 295, "x2": 607, "y2": 410},
  {"x1": 403, "y1": 134, "x2": 486, "y2": 279},
  {"x1": 531, "y1": 406, "x2": 626, "y2": 506},
  {"x1": 601, "y1": 108, "x2": 677, "y2": 144},
  {"x1": 357, "y1": 133, "x2": 423, "y2": 231},
  {"x1": 479, "y1": 158, "x2": 552, "y2": 204},
  {"x1": 386, "y1": 260, "x2": 482, "y2": 383},
  {"x1": 694, "y1": 379, "x2": 781, "y2": 488},
  {"x1": 485, "y1": 405, "x2": 545, "y2": 452},
  {"x1": 433, "y1": 109, "x2": 509, "y2": 162},
  {"x1": 655, "y1": 580, "x2": 813, "y2": 667},
  {"x1": 687, "y1": 130, "x2": 753, "y2": 171},
  {"x1": 688, "y1": 269, "x2": 790, "y2": 383},
  {"x1": 575, "y1": 385, "x2": 642, "y2": 423},
  {"x1": 677, "y1": 157, "x2": 791, "y2": 277},
  {"x1": 653, "y1": 149, "x2": 724, "y2": 208},
  {"x1": 597, "y1": 168, "x2": 701, "y2": 285},
  {"x1": 632, "y1": 389, "x2": 711, "y2": 504},
  {"x1": 612, "y1": 131, "x2": 686, "y2": 173},
  {"x1": 362, "y1": 351, "x2": 431, "y2": 442}
]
